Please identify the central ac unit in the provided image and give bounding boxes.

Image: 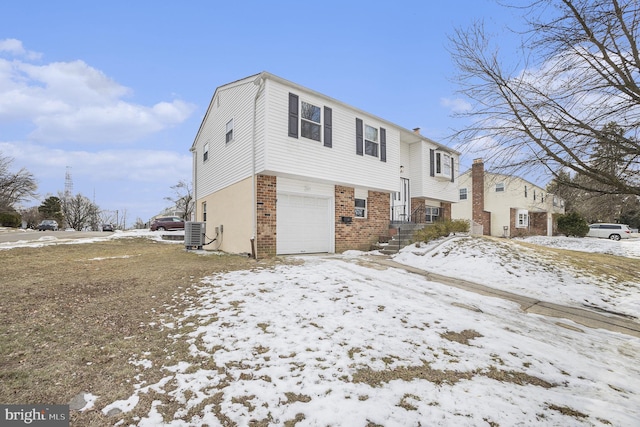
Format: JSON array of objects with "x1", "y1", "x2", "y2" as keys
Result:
[{"x1": 185, "y1": 222, "x2": 205, "y2": 249}]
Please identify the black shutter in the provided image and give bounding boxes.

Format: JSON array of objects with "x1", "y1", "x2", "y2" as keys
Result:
[
  {"x1": 356, "y1": 118, "x2": 363, "y2": 155},
  {"x1": 380, "y1": 127, "x2": 386, "y2": 162},
  {"x1": 429, "y1": 149, "x2": 435, "y2": 177},
  {"x1": 451, "y1": 157, "x2": 455, "y2": 182},
  {"x1": 324, "y1": 106, "x2": 332, "y2": 148},
  {"x1": 288, "y1": 93, "x2": 298, "y2": 138}
]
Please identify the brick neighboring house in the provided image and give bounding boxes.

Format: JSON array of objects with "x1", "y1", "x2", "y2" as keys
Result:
[
  {"x1": 451, "y1": 159, "x2": 565, "y2": 237},
  {"x1": 190, "y1": 72, "x2": 459, "y2": 257}
]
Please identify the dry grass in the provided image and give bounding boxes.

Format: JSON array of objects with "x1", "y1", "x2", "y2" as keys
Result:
[
  {"x1": 508, "y1": 238, "x2": 640, "y2": 283},
  {"x1": 0, "y1": 237, "x2": 274, "y2": 426}
]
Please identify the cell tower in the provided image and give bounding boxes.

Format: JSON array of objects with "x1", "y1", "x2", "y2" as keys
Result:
[{"x1": 64, "y1": 166, "x2": 73, "y2": 199}]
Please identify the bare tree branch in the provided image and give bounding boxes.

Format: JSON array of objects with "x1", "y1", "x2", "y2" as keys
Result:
[{"x1": 450, "y1": 0, "x2": 640, "y2": 196}]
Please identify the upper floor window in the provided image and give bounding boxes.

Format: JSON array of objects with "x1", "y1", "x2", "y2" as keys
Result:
[
  {"x1": 365, "y1": 125, "x2": 379, "y2": 157},
  {"x1": 355, "y1": 118, "x2": 386, "y2": 161},
  {"x1": 533, "y1": 190, "x2": 537, "y2": 201},
  {"x1": 203, "y1": 142, "x2": 209, "y2": 162},
  {"x1": 436, "y1": 152, "x2": 451, "y2": 176},
  {"x1": 496, "y1": 182, "x2": 505, "y2": 192},
  {"x1": 288, "y1": 93, "x2": 332, "y2": 147},
  {"x1": 524, "y1": 185, "x2": 528, "y2": 198},
  {"x1": 301, "y1": 101, "x2": 321, "y2": 141},
  {"x1": 226, "y1": 119, "x2": 234, "y2": 143},
  {"x1": 459, "y1": 188, "x2": 468, "y2": 200},
  {"x1": 430, "y1": 150, "x2": 453, "y2": 181}
]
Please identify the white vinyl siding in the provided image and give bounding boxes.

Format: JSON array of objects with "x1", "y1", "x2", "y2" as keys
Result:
[
  {"x1": 409, "y1": 141, "x2": 458, "y2": 203},
  {"x1": 193, "y1": 75, "x2": 265, "y2": 198},
  {"x1": 264, "y1": 80, "x2": 398, "y2": 192}
]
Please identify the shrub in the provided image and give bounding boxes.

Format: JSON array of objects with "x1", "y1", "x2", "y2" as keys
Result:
[
  {"x1": 556, "y1": 212, "x2": 589, "y2": 237},
  {"x1": 0, "y1": 211, "x2": 21, "y2": 228},
  {"x1": 413, "y1": 219, "x2": 470, "y2": 243}
]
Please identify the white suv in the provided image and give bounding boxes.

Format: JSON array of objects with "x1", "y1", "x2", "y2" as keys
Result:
[{"x1": 587, "y1": 223, "x2": 632, "y2": 241}]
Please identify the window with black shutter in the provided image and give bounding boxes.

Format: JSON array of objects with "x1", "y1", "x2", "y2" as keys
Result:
[
  {"x1": 356, "y1": 118, "x2": 363, "y2": 155},
  {"x1": 429, "y1": 149, "x2": 435, "y2": 177},
  {"x1": 324, "y1": 106, "x2": 332, "y2": 147},
  {"x1": 380, "y1": 127, "x2": 386, "y2": 162},
  {"x1": 288, "y1": 93, "x2": 299, "y2": 138}
]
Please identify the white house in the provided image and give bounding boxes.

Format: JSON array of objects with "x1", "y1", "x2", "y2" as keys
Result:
[
  {"x1": 190, "y1": 72, "x2": 459, "y2": 257},
  {"x1": 451, "y1": 159, "x2": 565, "y2": 237}
]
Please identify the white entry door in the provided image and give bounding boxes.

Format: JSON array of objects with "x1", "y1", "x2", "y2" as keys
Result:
[
  {"x1": 277, "y1": 193, "x2": 331, "y2": 254},
  {"x1": 392, "y1": 178, "x2": 410, "y2": 221}
]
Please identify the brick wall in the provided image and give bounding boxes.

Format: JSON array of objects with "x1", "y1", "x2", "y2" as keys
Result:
[
  {"x1": 256, "y1": 175, "x2": 276, "y2": 258},
  {"x1": 530, "y1": 212, "x2": 548, "y2": 236},
  {"x1": 441, "y1": 202, "x2": 452, "y2": 221},
  {"x1": 335, "y1": 186, "x2": 390, "y2": 252},
  {"x1": 509, "y1": 209, "x2": 548, "y2": 237},
  {"x1": 472, "y1": 159, "x2": 489, "y2": 233}
]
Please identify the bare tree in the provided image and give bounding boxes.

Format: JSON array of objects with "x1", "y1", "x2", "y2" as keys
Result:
[
  {"x1": 61, "y1": 193, "x2": 99, "y2": 231},
  {"x1": 0, "y1": 154, "x2": 38, "y2": 211},
  {"x1": 449, "y1": 0, "x2": 640, "y2": 196},
  {"x1": 164, "y1": 180, "x2": 194, "y2": 221}
]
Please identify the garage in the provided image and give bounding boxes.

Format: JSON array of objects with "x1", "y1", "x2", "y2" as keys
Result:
[{"x1": 276, "y1": 193, "x2": 332, "y2": 254}]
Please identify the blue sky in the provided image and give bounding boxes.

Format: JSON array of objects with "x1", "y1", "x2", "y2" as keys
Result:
[{"x1": 0, "y1": 0, "x2": 521, "y2": 226}]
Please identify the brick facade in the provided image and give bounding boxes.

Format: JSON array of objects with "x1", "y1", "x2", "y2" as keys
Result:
[
  {"x1": 509, "y1": 209, "x2": 548, "y2": 237},
  {"x1": 441, "y1": 202, "x2": 452, "y2": 221},
  {"x1": 256, "y1": 175, "x2": 277, "y2": 258},
  {"x1": 335, "y1": 186, "x2": 390, "y2": 252},
  {"x1": 472, "y1": 159, "x2": 492, "y2": 236}
]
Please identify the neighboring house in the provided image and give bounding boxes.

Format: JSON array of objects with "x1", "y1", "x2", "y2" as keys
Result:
[
  {"x1": 190, "y1": 72, "x2": 459, "y2": 257},
  {"x1": 451, "y1": 159, "x2": 565, "y2": 237}
]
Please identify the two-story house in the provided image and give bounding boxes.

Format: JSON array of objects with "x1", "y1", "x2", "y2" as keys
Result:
[
  {"x1": 451, "y1": 159, "x2": 565, "y2": 237},
  {"x1": 190, "y1": 72, "x2": 459, "y2": 257}
]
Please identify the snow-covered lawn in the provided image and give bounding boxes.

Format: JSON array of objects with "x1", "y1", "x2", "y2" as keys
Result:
[
  {"x1": 3, "y1": 231, "x2": 639, "y2": 425},
  {"x1": 394, "y1": 235, "x2": 640, "y2": 319}
]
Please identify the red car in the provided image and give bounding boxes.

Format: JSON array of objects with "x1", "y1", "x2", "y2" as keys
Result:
[{"x1": 150, "y1": 216, "x2": 185, "y2": 231}]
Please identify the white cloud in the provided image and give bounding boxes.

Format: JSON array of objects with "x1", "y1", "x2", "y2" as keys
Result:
[
  {"x1": 0, "y1": 38, "x2": 41, "y2": 60},
  {"x1": 440, "y1": 97, "x2": 472, "y2": 113},
  {"x1": 0, "y1": 40, "x2": 196, "y2": 143},
  {"x1": 0, "y1": 141, "x2": 191, "y2": 183}
]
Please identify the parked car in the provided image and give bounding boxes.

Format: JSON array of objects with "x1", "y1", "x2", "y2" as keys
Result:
[
  {"x1": 150, "y1": 216, "x2": 185, "y2": 231},
  {"x1": 102, "y1": 223, "x2": 114, "y2": 232},
  {"x1": 586, "y1": 223, "x2": 632, "y2": 241},
  {"x1": 37, "y1": 220, "x2": 59, "y2": 231}
]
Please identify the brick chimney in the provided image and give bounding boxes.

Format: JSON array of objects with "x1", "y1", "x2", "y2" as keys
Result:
[
  {"x1": 413, "y1": 127, "x2": 421, "y2": 134},
  {"x1": 472, "y1": 158, "x2": 485, "y2": 227}
]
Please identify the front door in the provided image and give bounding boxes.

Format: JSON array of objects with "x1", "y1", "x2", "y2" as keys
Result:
[{"x1": 392, "y1": 178, "x2": 410, "y2": 222}]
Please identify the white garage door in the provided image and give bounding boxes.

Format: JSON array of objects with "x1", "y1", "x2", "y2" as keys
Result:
[{"x1": 277, "y1": 193, "x2": 331, "y2": 254}]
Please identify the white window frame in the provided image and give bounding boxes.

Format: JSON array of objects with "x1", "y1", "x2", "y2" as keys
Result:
[
  {"x1": 516, "y1": 209, "x2": 529, "y2": 228},
  {"x1": 425, "y1": 206, "x2": 440, "y2": 223},
  {"x1": 354, "y1": 188, "x2": 368, "y2": 218},
  {"x1": 203, "y1": 142, "x2": 209, "y2": 162},
  {"x1": 300, "y1": 100, "x2": 322, "y2": 142},
  {"x1": 459, "y1": 188, "x2": 468, "y2": 200},
  {"x1": 202, "y1": 202, "x2": 207, "y2": 222},
  {"x1": 364, "y1": 124, "x2": 379, "y2": 157},
  {"x1": 225, "y1": 119, "x2": 234, "y2": 143},
  {"x1": 495, "y1": 182, "x2": 505, "y2": 192},
  {"x1": 435, "y1": 151, "x2": 451, "y2": 179}
]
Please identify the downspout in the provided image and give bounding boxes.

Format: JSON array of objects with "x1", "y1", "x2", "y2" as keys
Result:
[
  {"x1": 190, "y1": 145, "x2": 197, "y2": 221},
  {"x1": 251, "y1": 74, "x2": 265, "y2": 259}
]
